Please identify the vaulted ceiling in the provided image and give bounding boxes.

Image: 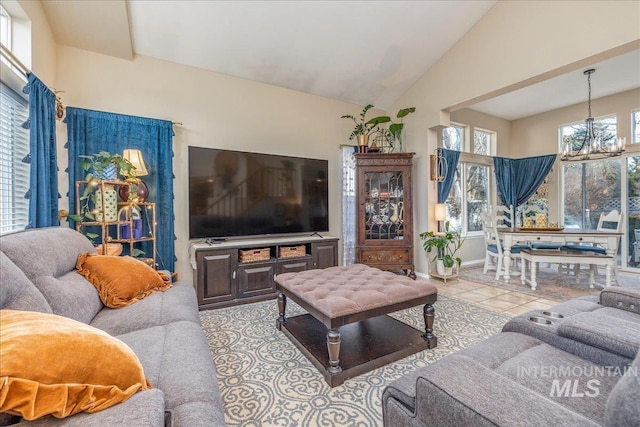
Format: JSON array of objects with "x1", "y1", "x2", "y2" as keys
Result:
[{"x1": 41, "y1": 1, "x2": 640, "y2": 119}]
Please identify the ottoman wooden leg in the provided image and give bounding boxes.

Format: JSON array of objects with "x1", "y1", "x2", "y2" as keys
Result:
[
  {"x1": 276, "y1": 292, "x2": 287, "y2": 330},
  {"x1": 327, "y1": 329, "x2": 342, "y2": 374},
  {"x1": 422, "y1": 303, "x2": 437, "y2": 348}
]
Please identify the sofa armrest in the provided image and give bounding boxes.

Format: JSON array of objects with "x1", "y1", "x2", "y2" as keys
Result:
[
  {"x1": 600, "y1": 287, "x2": 640, "y2": 315},
  {"x1": 384, "y1": 355, "x2": 600, "y2": 427}
]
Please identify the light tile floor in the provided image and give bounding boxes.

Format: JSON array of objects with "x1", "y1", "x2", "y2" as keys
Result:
[{"x1": 427, "y1": 277, "x2": 560, "y2": 315}]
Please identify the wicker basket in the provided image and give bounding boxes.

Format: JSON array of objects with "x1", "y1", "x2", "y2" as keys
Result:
[
  {"x1": 279, "y1": 245, "x2": 306, "y2": 259},
  {"x1": 239, "y1": 248, "x2": 270, "y2": 263}
]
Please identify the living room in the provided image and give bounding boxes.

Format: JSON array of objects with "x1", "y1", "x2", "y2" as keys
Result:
[{"x1": 1, "y1": 1, "x2": 639, "y2": 426}]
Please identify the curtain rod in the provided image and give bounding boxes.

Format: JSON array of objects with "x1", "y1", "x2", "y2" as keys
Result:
[
  {"x1": 172, "y1": 121, "x2": 182, "y2": 126},
  {"x1": 1, "y1": 42, "x2": 29, "y2": 77}
]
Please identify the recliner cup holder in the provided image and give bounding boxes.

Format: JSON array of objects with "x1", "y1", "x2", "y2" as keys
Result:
[
  {"x1": 528, "y1": 316, "x2": 552, "y2": 325},
  {"x1": 541, "y1": 311, "x2": 564, "y2": 319}
]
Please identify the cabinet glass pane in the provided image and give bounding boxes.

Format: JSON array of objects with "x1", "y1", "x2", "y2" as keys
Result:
[{"x1": 364, "y1": 171, "x2": 405, "y2": 240}]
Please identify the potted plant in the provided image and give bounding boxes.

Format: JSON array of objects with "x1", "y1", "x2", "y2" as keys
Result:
[
  {"x1": 369, "y1": 107, "x2": 416, "y2": 152},
  {"x1": 419, "y1": 221, "x2": 464, "y2": 276},
  {"x1": 341, "y1": 104, "x2": 390, "y2": 147}
]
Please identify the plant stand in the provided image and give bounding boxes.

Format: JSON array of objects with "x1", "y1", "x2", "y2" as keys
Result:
[{"x1": 428, "y1": 261, "x2": 459, "y2": 283}]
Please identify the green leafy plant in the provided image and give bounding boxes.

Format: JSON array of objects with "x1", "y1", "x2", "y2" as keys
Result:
[
  {"x1": 369, "y1": 107, "x2": 416, "y2": 151},
  {"x1": 79, "y1": 151, "x2": 136, "y2": 182},
  {"x1": 419, "y1": 221, "x2": 464, "y2": 268},
  {"x1": 341, "y1": 104, "x2": 390, "y2": 140}
]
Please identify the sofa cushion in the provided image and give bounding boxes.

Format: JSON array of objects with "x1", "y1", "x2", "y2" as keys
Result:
[
  {"x1": 0, "y1": 252, "x2": 51, "y2": 313},
  {"x1": 116, "y1": 321, "x2": 226, "y2": 426},
  {"x1": 11, "y1": 389, "x2": 166, "y2": 427},
  {"x1": 90, "y1": 281, "x2": 200, "y2": 336},
  {"x1": 1, "y1": 228, "x2": 102, "y2": 323},
  {"x1": 557, "y1": 309, "x2": 640, "y2": 360},
  {"x1": 76, "y1": 253, "x2": 171, "y2": 308},
  {"x1": 0, "y1": 310, "x2": 150, "y2": 420}
]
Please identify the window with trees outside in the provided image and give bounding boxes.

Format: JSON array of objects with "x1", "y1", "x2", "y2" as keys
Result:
[
  {"x1": 441, "y1": 126, "x2": 492, "y2": 234},
  {"x1": 561, "y1": 115, "x2": 621, "y2": 230}
]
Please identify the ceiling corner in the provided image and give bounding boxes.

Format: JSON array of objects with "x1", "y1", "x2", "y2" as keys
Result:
[{"x1": 41, "y1": 0, "x2": 133, "y2": 61}]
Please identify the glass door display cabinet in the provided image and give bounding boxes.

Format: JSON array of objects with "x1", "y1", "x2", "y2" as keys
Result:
[{"x1": 355, "y1": 152, "x2": 415, "y2": 279}]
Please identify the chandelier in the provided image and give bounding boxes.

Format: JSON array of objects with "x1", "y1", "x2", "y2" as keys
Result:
[{"x1": 560, "y1": 68, "x2": 626, "y2": 161}]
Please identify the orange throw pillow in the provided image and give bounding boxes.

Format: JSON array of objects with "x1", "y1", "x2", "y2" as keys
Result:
[
  {"x1": 76, "y1": 252, "x2": 171, "y2": 308},
  {"x1": 0, "y1": 309, "x2": 151, "y2": 420}
]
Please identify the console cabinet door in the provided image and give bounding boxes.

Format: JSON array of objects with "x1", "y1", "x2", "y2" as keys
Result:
[
  {"x1": 237, "y1": 261, "x2": 276, "y2": 298},
  {"x1": 311, "y1": 241, "x2": 338, "y2": 269},
  {"x1": 197, "y1": 249, "x2": 236, "y2": 306}
]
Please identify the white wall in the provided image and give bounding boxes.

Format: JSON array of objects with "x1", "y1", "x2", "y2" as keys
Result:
[{"x1": 53, "y1": 46, "x2": 385, "y2": 280}]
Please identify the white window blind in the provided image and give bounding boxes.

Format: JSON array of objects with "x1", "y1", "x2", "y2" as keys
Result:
[{"x1": 0, "y1": 83, "x2": 30, "y2": 233}]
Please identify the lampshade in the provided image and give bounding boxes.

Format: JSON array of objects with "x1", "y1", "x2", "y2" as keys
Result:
[
  {"x1": 435, "y1": 203, "x2": 446, "y2": 222},
  {"x1": 123, "y1": 149, "x2": 148, "y2": 177}
]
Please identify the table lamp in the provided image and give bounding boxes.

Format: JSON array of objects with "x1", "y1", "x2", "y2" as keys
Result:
[
  {"x1": 435, "y1": 203, "x2": 446, "y2": 232},
  {"x1": 120, "y1": 149, "x2": 149, "y2": 202}
]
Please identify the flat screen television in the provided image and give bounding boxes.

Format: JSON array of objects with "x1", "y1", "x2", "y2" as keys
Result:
[{"x1": 188, "y1": 146, "x2": 329, "y2": 239}]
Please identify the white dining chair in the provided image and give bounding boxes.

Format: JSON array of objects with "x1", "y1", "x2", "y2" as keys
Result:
[
  {"x1": 482, "y1": 212, "x2": 529, "y2": 280},
  {"x1": 564, "y1": 210, "x2": 623, "y2": 285}
]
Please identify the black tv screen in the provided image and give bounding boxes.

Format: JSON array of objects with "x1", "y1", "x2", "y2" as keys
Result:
[{"x1": 188, "y1": 147, "x2": 329, "y2": 239}]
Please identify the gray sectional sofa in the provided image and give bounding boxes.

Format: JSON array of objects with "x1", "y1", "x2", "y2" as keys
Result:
[
  {"x1": 0, "y1": 227, "x2": 226, "y2": 426},
  {"x1": 383, "y1": 288, "x2": 640, "y2": 426}
]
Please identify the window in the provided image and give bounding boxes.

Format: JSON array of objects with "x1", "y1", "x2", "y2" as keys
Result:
[
  {"x1": 0, "y1": 84, "x2": 30, "y2": 233},
  {"x1": 560, "y1": 116, "x2": 621, "y2": 230},
  {"x1": 473, "y1": 129, "x2": 492, "y2": 155},
  {"x1": 560, "y1": 115, "x2": 617, "y2": 153},
  {"x1": 441, "y1": 124, "x2": 493, "y2": 233},
  {"x1": 444, "y1": 162, "x2": 490, "y2": 234},
  {"x1": 442, "y1": 124, "x2": 464, "y2": 151},
  {"x1": 0, "y1": 6, "x2": 10, "y2": 49},
  {"x1": 633, "y1": 110, "x2": 640, "y2": 144}
]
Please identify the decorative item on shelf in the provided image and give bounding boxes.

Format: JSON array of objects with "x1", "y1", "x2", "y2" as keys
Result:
[
  {"x1": 95, "y1": 242, "x2": 123, "y2": 256},
  {"x1": 95, "y1": 184, "x2": 118, "y2": 222},
  {"x1": 522, "y1": 217, "x2": 534, "y2": 228},
  {"x1": 430, "y1": 148, "x2": 448, "y2": 182},
  {"x1": 117, "y1": 206, "x2": 143, "y2": 239},
  {"x1": 341, "y1": 104, "x2": 389, "y2": 154},
  {"x1": 389, "y1": 201, "x2": 404, "y2": 224},
  {"x1": 118, "y1": 149, "x2": 149, "y2": 203},
  {"x1": 535, "y1": 213, "x2": 548, "y2": 228},
  {"x1": 560, "y1": 68, "x2": 626, "y2": 161},
  {"x1": 419, "y1": 221, "x2": 464, "y2": 276}
]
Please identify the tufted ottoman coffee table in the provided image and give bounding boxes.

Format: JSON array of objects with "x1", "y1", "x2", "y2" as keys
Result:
[{"x1": 275, "y1": 263, "x2": 437, "y2": 387}]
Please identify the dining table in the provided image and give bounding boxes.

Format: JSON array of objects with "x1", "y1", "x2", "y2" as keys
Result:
[{"x1": 499, "y1": 228, "x2": 623, "y2": 283}]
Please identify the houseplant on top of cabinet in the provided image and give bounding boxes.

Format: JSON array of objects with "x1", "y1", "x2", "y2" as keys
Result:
[
  {"x1": 369, "y1": 107, "x2": 416, "y2": 153},
  {"x1": 419, "y1": 221, "x2": 464, "y2": 276},
  {"x1": 341, "y1": 104, "x2": 390, "y2": 148}
]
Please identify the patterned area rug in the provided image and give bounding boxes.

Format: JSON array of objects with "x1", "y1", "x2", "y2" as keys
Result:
[
  {"x1": 199, "y1": 295, "x2": 513, "y2": 426},
  {"x1": 459, "y1": 264, "x2": 639, "y2": 302}
]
